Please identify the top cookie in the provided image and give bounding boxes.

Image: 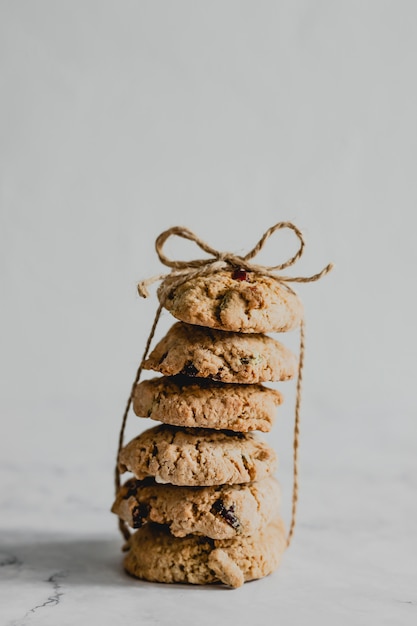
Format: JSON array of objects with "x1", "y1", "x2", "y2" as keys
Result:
[
  {"x1": 143, "y1": 322, "x2": 297, "y2": 384},
  {"x1": 158, "y1": 270, "x2": 303, "y2": 333}
]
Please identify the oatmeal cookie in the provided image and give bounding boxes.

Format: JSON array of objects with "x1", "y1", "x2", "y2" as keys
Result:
[
  {"x1": 112, "y1": 476, "x2": 280, "y2": 539},
  {"x1": 133, "y1": 375, "x2": 282, "y2": 432},
  {"x1": 124, "y1": 517, "x2": 286, "y2": 587},
  {"x1": 118, "y1": 424, "x2": 277, "y2": 486},
  {"x1": 159, "y1": 270, "x2": 303, "y2": 333},
  {"x1": 143, "y1": 322, "x2": 297, "y2": 384}
]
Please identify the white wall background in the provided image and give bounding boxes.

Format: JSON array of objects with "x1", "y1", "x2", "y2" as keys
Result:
[{"x1": 1, "y1": 1, "x2": 416, "y2": 542}]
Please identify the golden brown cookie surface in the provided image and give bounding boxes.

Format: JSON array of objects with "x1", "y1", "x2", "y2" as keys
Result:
[
  {"x1": 158, "y1": 270, "x2": 303, "y2": 333},
  {"x1": 133, "y1": 375, "x2": 282, "y2": 432},
  {"x1": 124, "y1": 517, "x2": 286, "y2": 587},
  {"x1": 118, "y1": 424, "x2": 277, "y2": 486},
  {"x1": 112, "y1": 476, "x2": 280, "y2": 539},
  {"x1": 143, "y1": 322, "x2": 297, "y2": 384}
]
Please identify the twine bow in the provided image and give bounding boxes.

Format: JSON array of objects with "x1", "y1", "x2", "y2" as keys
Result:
[
  {"x1": 138, "y1": 222, "x2": 333, "y2": 299},
  {"x1": 116, "y1": 222, "x2": 333, "y2": 548}
]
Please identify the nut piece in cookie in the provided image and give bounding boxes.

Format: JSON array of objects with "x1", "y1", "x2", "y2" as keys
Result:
[
  {"x1": 117, "y1": 424, "x2": 277, "y2": 487},
  {"x1": 133, "y1": 375, "x2": 283, "y2": 432},
  {"x1": 158, "y1": 270, "x2": 303, "y2": 334},
  {"x1": 143, "y1": 322, "x2": 297, "y2": 384},
  {"x1": 123, "y1": 517, "x2": 286, "y2": 587},
  {"x1": 111, "y1": 476, "x2": 281, "y2": 539}
]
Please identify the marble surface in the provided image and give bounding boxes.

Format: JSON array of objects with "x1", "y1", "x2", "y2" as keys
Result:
[{"x1": 1, "y1": 404, "x2": 416, "y2": 626}]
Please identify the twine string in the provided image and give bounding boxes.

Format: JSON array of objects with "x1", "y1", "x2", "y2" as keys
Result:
[
  {"x1": 138, "y1": 222, "x2": 333, "y2": 299},
  {"x1": 116, "y1": 222, "x2": 333, "y2": 546},
  {"x1": 286, "y1": 317, "x2": 305, "y2": 547},
  {"x1": 115, "y1": 303, "x2": 163, "y2": 542}
]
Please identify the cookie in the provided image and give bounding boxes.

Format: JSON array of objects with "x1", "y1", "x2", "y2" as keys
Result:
[
  {"x1": 123, "y1": 517, "x2": 286, "y2": 587},
  {"x1": 112, "y1": 476, "x2": 280, "y2": 539},
  {"x1": 133, "y1": 375, "x2": 283, "y2": 432},
  {"x1": 118, "y1": 424, "x2": 277, "y2": 486},
  {"x1": 143, "y1": 322, "x2": 297, "y2": 384},
  {"x1": 159, "y1": 270, "x2": 303, "y2": 333}
]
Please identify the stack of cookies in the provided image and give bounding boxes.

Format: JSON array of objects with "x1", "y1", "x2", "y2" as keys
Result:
[{"x1": 112, "y1": 269, "x2": 303, "y2": 587}]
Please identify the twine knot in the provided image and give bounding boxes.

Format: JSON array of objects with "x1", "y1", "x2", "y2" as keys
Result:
[{"x1": 137, "y1": 222, "x2": 333, "y2": 299}]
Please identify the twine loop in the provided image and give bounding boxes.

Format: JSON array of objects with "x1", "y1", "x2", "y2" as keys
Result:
[
  {"x1": 116, "y1": 221, "x2": 333, "y2": 547},
  {"x1": 137, "y1": 222, "x2": 333, "y2": 299}
]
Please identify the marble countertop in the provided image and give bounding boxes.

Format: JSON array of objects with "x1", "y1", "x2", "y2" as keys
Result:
[{"x1": 1, "y1": 404, "x2": 416, "y2": 626}]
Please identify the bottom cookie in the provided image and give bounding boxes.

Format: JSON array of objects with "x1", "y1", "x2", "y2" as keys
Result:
[{"x1": 123, "y1": 517, "x2": 286, "y2": 588}]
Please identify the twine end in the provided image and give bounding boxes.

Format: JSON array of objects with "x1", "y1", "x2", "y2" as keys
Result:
[{"x1": 137, "y1": 283, "x2": 150, "y2": 298}]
